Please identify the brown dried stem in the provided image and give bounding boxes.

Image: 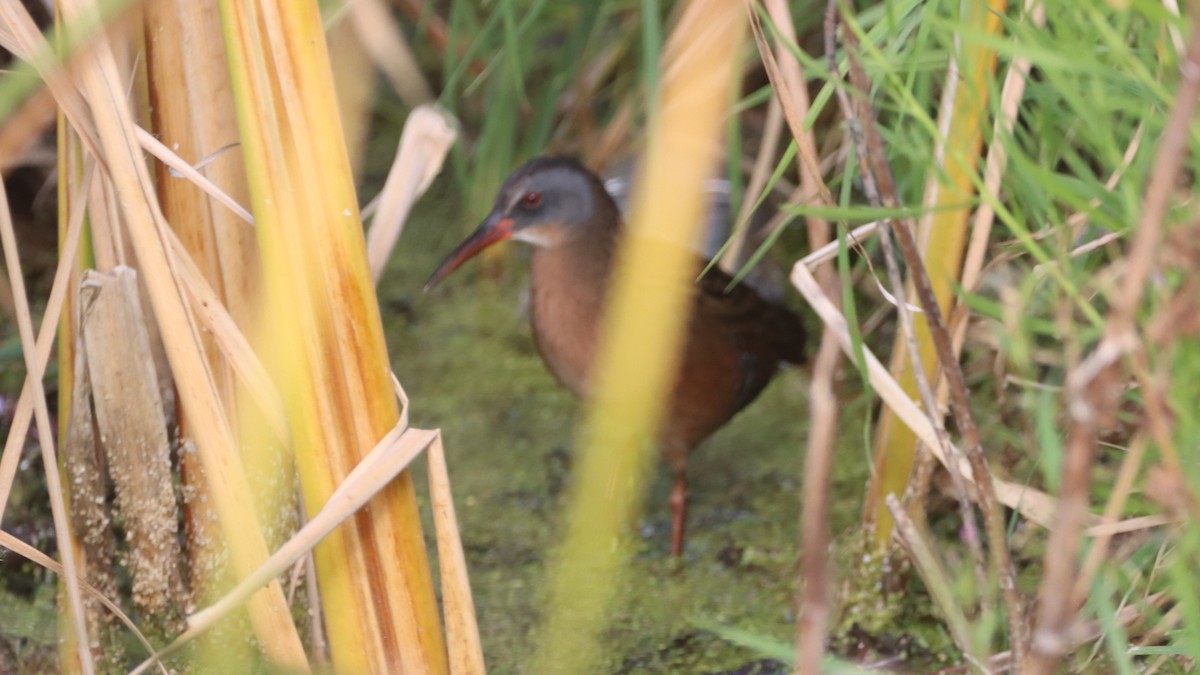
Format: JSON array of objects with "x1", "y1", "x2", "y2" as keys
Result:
[
  {"x1": 795, "y1": 331, "x2": 841, "y2": 674},
  {"x1": 1027, "y1": 15, "x2": 1200, "y2": 673},
  {"x1": 746, "y1": 3, "x2": 842, "y2": 669}
]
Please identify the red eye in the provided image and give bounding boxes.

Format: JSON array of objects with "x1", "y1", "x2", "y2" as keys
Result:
[{"x1": 522, "y1": 191, "x2": 542, "y2": 207}]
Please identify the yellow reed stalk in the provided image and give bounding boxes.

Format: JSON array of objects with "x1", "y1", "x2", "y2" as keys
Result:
[
  {"x1": 55, "y1": 91, "x2": 95, "y2": 675},
  {"x1": 531, "y1": 1, "x2": 745, "y2": 672},
  {"x1": 217, "y1": 1, "x2": 446, "y2": 671},
  {"x1": 866, "y1": 0, "x2": 1007, "y2": 542}
]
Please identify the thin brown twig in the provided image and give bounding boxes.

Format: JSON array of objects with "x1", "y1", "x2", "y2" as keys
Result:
[
  {"x1": 827, "y1": 0, "x2": 1029, "y2": 660},
  {"x1": 1028, "y1": 16, "x2": 1200, "y2": 673},
  {"x1": 1070, "y1": 435, "x2": 1147, "y2": 608},
  {"x1": 746, "y1": 2, "x2": 843, "y2": 669},
  {"x1": 795, "y1": 331, "x2": 840, "y2": 675},
  {"x1": 760, "y1": 0, "x2": 835, "y2": 275}
]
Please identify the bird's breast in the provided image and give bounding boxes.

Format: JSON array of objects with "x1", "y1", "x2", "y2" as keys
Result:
[{"x1": 528, "y1": 246, "x2": 607, "y2": 396}]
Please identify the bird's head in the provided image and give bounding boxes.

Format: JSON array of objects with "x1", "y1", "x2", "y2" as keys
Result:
[{"x1": 425, "y1": 156, "x2": 617, "y2": 291}]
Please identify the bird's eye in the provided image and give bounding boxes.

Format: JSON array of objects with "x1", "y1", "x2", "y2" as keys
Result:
[{"x1": 522, "y1": 191, "x2": 542, "y2": 207}]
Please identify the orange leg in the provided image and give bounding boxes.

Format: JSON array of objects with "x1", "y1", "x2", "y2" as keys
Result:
[{"x1": 669, "y1": 468, "x2": 688, "y2": 557}]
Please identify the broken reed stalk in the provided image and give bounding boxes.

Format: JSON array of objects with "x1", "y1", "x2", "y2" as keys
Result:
[
  {"x1": 365, "y1": 103, "x2": 458, "y2": 283},
  {"x1": 128, "y1": 425, "x2": 443, "y2": 674},
  {"x1": 80, "y1": 267, "x2": 184, "y2": 631},
  {"x1": 826, "y1": 0, "x2": 1029, "y2": 660},
  {"x1": 1027, "y1": 17, "x2": 1200, "y2": 673}
]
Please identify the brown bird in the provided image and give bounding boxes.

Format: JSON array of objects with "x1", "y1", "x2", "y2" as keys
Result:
[{"x1": 425, "y1": 156, "x2": 806, "y2": 556}]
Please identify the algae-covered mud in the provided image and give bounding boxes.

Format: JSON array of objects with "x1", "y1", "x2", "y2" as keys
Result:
[{"x1": 381, "y1": 187, "x2": 874, "y2": 673}]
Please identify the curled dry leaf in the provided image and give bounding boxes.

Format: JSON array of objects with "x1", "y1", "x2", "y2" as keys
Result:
[{"x1": 365, "y1": 104, "x2": 459, "y2": 283}]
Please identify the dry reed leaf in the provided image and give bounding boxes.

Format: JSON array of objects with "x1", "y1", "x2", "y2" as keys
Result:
[
  {"x1": 799, "y1": 221, "x2": 879, "y2": 269},
  {"x1": 80, "y1": 267, "x2": 184, "y2": 624},
  {"x1": 792, "y1": 259, "x2": 1060, "y2": 529},
  {"x1": 51, "y1": 0, "x2": 309, "y2": 664},
  {"x1": 160, "y1": 227, "x2": 289, "y2": 444},
  {"x1": 129, "y1": 424, "x2": 442, "y2": 675},
  {"x1": 0, "y1": 84, "x2": 57, "y2": 171},
  {"x1": 135, "y1": 126, "x2": 253, "y2": 225},
  {"x1": 365, "y1": 103, "x2": 458, "y2": 282},
  {"x1": 0, "y1": 154, "x2": 94, "y2": 675},
  {"x1": 427, "y1": 436, "x2": 486, "y2": 675},
  {"x1": 348, "y1": 0, "x2": 434, "y2": 106},
  {"x1": 1083, "y1": 515, "x2": 1172, "y2": 537},
  {"x1": 0, "y1": 5, "x2": 104, "y2": 166},
  {"x1": 0, "y1": 157, "x2": 93, "y2": 525}
]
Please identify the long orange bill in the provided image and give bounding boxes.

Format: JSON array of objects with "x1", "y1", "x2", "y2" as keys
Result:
[{"x1": 424, "y1": 214, "x2": 514, "y2": 291}]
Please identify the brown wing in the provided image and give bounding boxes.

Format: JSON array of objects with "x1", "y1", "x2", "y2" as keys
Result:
[{"x1": 693, "y1": 264, "x2": 807, "y2": 412}]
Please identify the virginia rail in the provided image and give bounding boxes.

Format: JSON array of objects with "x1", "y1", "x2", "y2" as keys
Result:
[{"x1": 425, "y1": 156, "x2": 806, "y2": 556}]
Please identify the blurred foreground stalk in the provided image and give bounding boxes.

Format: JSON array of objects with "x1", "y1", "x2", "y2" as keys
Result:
[{"x1": 531, "y1": 0, "x2": 745, "y2": 672}]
